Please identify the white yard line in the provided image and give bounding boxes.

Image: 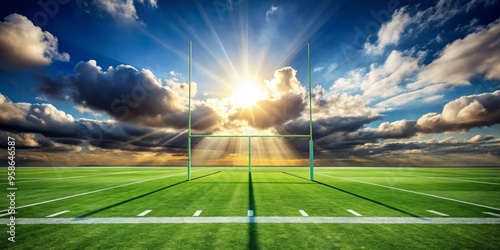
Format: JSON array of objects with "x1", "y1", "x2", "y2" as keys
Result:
[
  {"x1": 426, "y1": 210, "x2": 449, "y2": 217},
  {"x1": 46, "y1": 210, "x2": 70, "y2": 218},
  {"x1": 347, "y1": 209, "x2": 362, "y2": 217},
  {"x1": 2, "y1": 217, "x2": 499, "y2": 224},
  {"x1": 137, "y1": 210, "x2": 152, "y2": 217},
  {"x1": 248, "y1": 210, "x2": 254, "y2": 217},
  {"x1": 375, "y1": 171, "x2": 500, "y2": 186},
  {"x1": 193, "y1": 210, "x2": 203, "y2": 217},
  {"x1": 483, "y1": 212, "x2": 500, "y2": 217},
  {"x1": 0, "y1": 169, "x2": 210, "y2": 213},
  {"x1": 0, "y1": 212, "x2": 15, "y2": 217},
  {"x1": 317, "y1": 173, "x2": 500, "y2": 211},
  {"x1": 299, "y1": 210, "x2": 309, "y2": 217}
]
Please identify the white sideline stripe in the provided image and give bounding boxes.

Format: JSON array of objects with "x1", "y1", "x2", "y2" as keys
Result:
[
  {"x1": 2, "y1": 217, "x2": 499, "y2": 224},
  {"x1": 483, "y1": 212, "x2": 500, "y2": 217},
  {"x1": 0, "y1": 169, "x2": 211, "y2": 213},
  {"x1": 137, "y1": 210, "x2": 152, "y2": 217},
  {"x1": 299, "y1": 210, "x2": 309, "y2": 217},
  {"x1": 248, "y1": 210, "x2": 254, "y2": 217},
  {"x1": 317, "y1": 173, "x2": 500, "y2": 211},
  {"x1": 376, "y1": 171, "x2": 500, "y2": 186},
  {"x1": 46, "y1": 210, "x2": 70, "y2": 218},
  {"x1": 426, "y1": 210, "x2": 449, "y2": 217},
  {"x1": 347, "y1": 210, "x2": 362, "y2": 217},
  {"x1": 193, "y1": 210, "x2": 203, "y2": 217}
]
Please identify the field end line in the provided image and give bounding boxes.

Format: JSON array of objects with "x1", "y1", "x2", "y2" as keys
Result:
[
  {"x1": 193, "y1": 210, "x2": 203, "y2": 217},
  {"x1": 317, "y1": 173, "x2": 500, "y2": 211},
  {"x1": 426, "y1": 210, "x2": 449, "y2": 217},
  {"x1": 4, "y1": 217, "x2": 500, "y2": 224},
  {"x1": 137, "y1": 210, "x2": 152, "y2": 217},
  {"x1": 0, "y1": 169, "x2": 210, "y2": 213},
  {"x1": 248, "y1": 210, "x2": 254, "y2": 217},
  {"x1": 46, "y1": 210, "x2": 70, "y2": 218},
  {"x1": 299, "y1": 210, "x2": 309, "y2": 217},
  {"x1": 483, "y1": 212, "x2": 500, "y2": 217},
  {"x1": 347, "y1": 209, "x2": 362, "y2": 217}
]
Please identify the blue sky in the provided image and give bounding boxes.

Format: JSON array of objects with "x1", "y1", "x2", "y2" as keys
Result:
[{"x1": 0, "y1": 0, "x2": 499, "y2": 166}]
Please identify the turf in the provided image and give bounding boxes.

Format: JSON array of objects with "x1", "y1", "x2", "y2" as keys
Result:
[{"x1": 0, "y1": 166, "x2": 499, "y2": 249}]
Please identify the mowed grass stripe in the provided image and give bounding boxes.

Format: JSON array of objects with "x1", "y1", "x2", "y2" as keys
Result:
[
  {"x1": 317, "y1": 173, "x2": 500, "y2": 211},
  {"x1": 0, "y1": 169, "x2": 210, "y2": 213},
  {"x1": 0, "y1": 170, "x2": 179, "y2": 184}
]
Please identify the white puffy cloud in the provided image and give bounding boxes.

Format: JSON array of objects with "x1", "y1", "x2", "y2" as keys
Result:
[
  {"x1": 364, "y1": 8, "x2": 411, "y2": 55},
  {"x1": 374, "y1": 120, "x2": 418, "y2": 139},
  {"x1": 266, "y1": 6, "x2": 279, "y2": 19},
  {"x1": 0, "y1": 13, "x2": 69, "y2": 69},
  {"x1": 84, "y1": 0, "x2": 157, "y2": 21},
  {"x1": 468, "y1": 134, "x2": 494, "y2": 143},
  {"x1": 417, "y1": 91, "x2": 500, "y2": 133},
  {"x1": 361, "y1": 50, "x2": 421, "y2": 98},
  {"x1": 332, "y1": 51, "x2": 421, "y2": 99},
  {"x1": 330, "y1": 69, "x2": 364, "y2": 93},
  {"x1": 263, "y1": 67, "x2": 306, "y2": 99},
  {"x1": 313, "y1": 66, "x2": 324, "y2": 72},
  {"x1": 314, "y1": 86, "x2": 378, "y2": 118},
  {"x1": 411, "y1": 19, "x2": 500, "y2": 88}
]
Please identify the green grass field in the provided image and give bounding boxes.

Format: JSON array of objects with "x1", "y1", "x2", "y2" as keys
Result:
[{"x1": 1, "y1": 167, "x2": 499, "y2": 249}]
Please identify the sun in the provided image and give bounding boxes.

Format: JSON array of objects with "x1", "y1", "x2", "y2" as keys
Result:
[{"x1": 231, "y1": 79, "x2": 262, "y2": 107}]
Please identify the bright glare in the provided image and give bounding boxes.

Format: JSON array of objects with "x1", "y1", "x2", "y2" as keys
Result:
[{"x1": 231, "y1": 79, "x2": 261, "y2": 107}]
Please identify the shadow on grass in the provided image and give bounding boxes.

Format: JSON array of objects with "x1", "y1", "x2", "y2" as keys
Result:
[
  {"x1": 282, "y1": 172, "x2": 421, "y2": 218},
  {"x1": 248, "y1": 172, "x2": 258, "y2": 250},
  {"x1": 76, "y1": 171, "x2": 221, "y2": 218}
]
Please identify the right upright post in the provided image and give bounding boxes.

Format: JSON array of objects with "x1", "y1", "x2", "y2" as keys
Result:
[{"x1": 308, "y1": 42, "x2": 314, "y2": 181}]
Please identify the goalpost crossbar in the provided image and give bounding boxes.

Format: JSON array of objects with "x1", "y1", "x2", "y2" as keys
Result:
[{"x1": 190, "y1": 135, "x2": 310, "y2": 138}]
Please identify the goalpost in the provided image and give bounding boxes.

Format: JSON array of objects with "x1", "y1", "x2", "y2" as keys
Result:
[{"x1": 187, "y1": 41, "x2": 314, "y2": 180}]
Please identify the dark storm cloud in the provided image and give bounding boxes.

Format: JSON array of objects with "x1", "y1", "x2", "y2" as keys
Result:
[
  {"x1": 36, "y1": 60, "x2": 219, "y2": 130},
  {"x1": 229, "y1": 94, "x2": 305, "y2": 129},
  {"x1": 278, "y1": 115, "x2": 382, "y2": 139},
  {"x1": 0, "y1": 93, "x2": 192, "y2": 152}
]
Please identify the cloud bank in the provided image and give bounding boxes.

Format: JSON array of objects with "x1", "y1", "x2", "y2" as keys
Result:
[{"x1": 0, "y1": 14, "x2": 69, "y2": 69}]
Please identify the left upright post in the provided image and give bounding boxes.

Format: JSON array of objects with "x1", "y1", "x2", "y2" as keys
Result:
[
  {"x1": 248, "y1": 136, "x2": 251, "y2": 173},
  {"x1": 187, "y1": 41, "x2": 192, "y2": 181}
]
